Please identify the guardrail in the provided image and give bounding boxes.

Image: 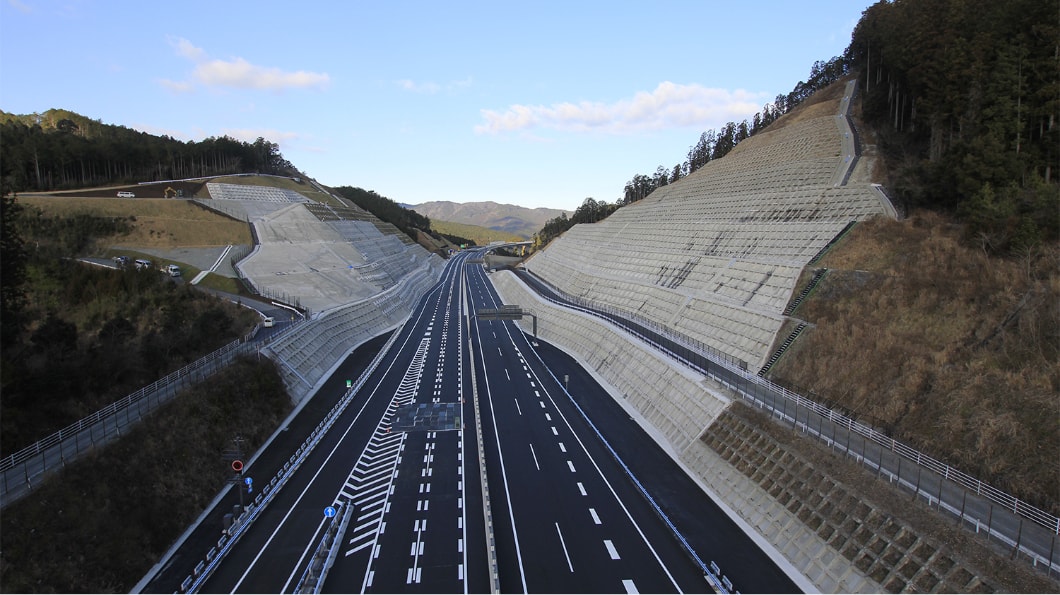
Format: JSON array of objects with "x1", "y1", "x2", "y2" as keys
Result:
[
  {"x1": 509, "y1": 268, "x2": 1060, "y2": 579},
  {"x1": 181, "y1": 324, "x2": 405, "y2": 593},
  {"x1": 517, "y1": 268, "x2": 1059, "y2": 535},
  {"x1": 0, "y1": 329, "x2": 266, "y2": 508},
  {"x1": 464, "y1": 269, "x2": 501, "y2": 593}
]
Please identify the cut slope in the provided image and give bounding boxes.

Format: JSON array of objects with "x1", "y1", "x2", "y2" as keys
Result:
[{"x1": 524, "y1": 78, "x2": 892, "y2": 370}]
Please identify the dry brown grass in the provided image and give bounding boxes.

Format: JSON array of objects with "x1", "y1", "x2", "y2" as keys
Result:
[
  {"x1": 17, "y1": 196, "x2": 252, "y2": 250},
  {"x1": 772, "y1": 210, "x2": 1060, "y2": 512}
]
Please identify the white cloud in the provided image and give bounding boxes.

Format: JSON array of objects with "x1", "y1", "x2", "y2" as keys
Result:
[
  {"x1": 7, "y1": 0, "x2": 31, "y2": 14},
  {"x1": 397, "y1": 76, "x2": 472, "y2": 95},
  {"x1": 171, "y1": 36, "x2": 206, "y2": 61},
  {"x1": 194, "y1": 57, "x2": 330, "y2": 90},
  {"x1": 162, "y1": 36, "x2": 330, "y2": 92},
  {"x1": 475, "y1": 82, "x2": 768, "y2": 135},
  {"x1": 398, "y1": 79, "x2": 441, "y2": 94},
  {"x1": 158, "y1": 78, "x2": 194, "y2": 94}
]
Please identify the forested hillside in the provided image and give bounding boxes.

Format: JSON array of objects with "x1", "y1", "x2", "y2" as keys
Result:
[
  {"x1": 0, "y1": 109, "x2": 294, "y2": 192},
  {"x1": 536, "y1": 0, "x2": 1058, "y2": 256},
  {"x1": 0, "y1": 196, "x2": 260, "y2": 455},
  {"x1": 849, "y1": 0, "x2": 1057, "y2": 254},
  {"x1": 333, "y1": 185, "x2": 433, "y2": 240},
  {"x1": 410, "y1": 200, "x2": 570, "y2": 240}
]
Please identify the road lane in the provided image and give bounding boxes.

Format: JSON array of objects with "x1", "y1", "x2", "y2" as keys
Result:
[
  {"x1": 168, "y1": 247, "x2": 798, "y2": 594},
  {"x1": 467, "y1": 261, "x2": 711, "y2": 594}
]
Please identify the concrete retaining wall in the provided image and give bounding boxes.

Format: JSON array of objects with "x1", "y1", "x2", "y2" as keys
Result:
[
  {"x1": 263, "y1": 261, "x2": 444, "y2": 403},
  {"x1": 491, "y1": 270, "x2": 729, "y2": 455}
]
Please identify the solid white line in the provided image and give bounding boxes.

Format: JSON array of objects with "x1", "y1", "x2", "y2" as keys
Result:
[
  {"x1": 499, "y1": 316, "x2": 686, "y2": 591},
  {"x1": 470, "y1": 275, "x2": 528, "y2": 593},
  {"x1": 529, "y1": 443, "x2": 540, "y2": 470},
  {"x1": 604, "y1": 539, "x2": 620, "y2": 560},
  {"x1": 555, "y1": 523, "x2": 574, "y2": 572},
  {"x1": 280, "y1": 516, "x2": 328, "y2": 593}
]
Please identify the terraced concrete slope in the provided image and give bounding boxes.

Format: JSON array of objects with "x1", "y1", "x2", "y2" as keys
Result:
[
  {"x1": 200, "y1": 182, "x2": 443, "y2": 315},
  {"x1": 524, "y1": 79, "x2": 895, "y2": 371}
]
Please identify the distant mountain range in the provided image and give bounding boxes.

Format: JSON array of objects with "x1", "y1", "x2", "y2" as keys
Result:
[{"x1": 407, "y1": 200, "x2": 571, "y2": 240}]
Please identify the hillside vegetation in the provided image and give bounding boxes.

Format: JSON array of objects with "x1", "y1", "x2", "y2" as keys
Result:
[
  {"x1": 411, "y1": 200, "x2": 569, "y2": 240},
  {"x1": 429, "y1": 218, "x2": 522, "y2": 246},
  {"x1": 772, "y1": 211, "x2": 1059, "y2": 512},
  {"x1": 0, "y1": 109, "x2": 295, "y2": 192},
  {"x1": 16, "y1": 195, "x2": 253, "y2": 249},
  {"x1": 767, "y1": 0, "x2": 1059, "y2": 512},
  {"x1": 850, "y1": 0, "x2": 1057, "y2": 254},
  {"x1": 0, "y1": 197, "x2": 260, "y2": 455},
  {"x1": 0, "y1": 356, "x2": 290, "y2": 593}
]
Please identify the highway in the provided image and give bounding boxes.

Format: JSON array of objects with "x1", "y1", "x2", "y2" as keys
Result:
[
  {"x1": 194, "y1": 250, "x2": 487, "y2": 593},
  {"x1": 157, "y1": 247, "x2": 798, "y2": 594},
  {"x1": 465, "y1": 259, "x2": 712, "y2": 593}
]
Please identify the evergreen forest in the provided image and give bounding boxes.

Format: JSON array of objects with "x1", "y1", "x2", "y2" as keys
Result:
[
  {"x1": 0, "y1": 109, "x2": 294, "y2": 191},
  {"x1": 536, "y1": 0, "x2": 1058, "y2": 256}
]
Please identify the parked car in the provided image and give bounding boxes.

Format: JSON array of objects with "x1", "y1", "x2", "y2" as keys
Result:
[
  {"x1": 112, "y1": 255, "x2": 130, "y2": 269},
  {"x1": 134, "y1": 259, "x2": 152, "y2": 271},
  {"x1": 117, "y1": 191, "x2": 136, "y2": 198},
  {"x1": 165, "y1": 264, "x2": 182, "y2": 277}
]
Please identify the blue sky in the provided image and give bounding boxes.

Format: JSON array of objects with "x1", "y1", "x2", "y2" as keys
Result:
[{"x1": 1, "y1": 1, "x2": 874, "y2": 211}]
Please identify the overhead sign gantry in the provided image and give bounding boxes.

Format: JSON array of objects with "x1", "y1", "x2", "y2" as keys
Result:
[{"x1": 476, "y1": 305, "x2": 537, "y2": 338}]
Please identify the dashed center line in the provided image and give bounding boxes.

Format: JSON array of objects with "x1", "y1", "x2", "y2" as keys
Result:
[{"x1": 604, "y1": 539, "x2": 621, "y2": 560}]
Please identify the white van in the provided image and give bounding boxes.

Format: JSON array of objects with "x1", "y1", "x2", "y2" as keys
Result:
[
  {"x1": 165, "y1": 264, "x2": 181, "y2": 277},
  {"x1": 134, "y1": 259, "x2": 152, "y2": 271},
  {"x1": 117, "y1": 191, "x2": 136, "y2": 198},
  {"x1": 263, "y1": 317, "x2": 275, "y2": 328}
]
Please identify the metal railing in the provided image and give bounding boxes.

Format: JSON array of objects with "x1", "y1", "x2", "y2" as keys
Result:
[
  {"x1": 0, "y1": 330, "x2": 261, "y2": 508},
  {"x1": 513, "y1": 270, "x2": 1060, "y2": 577},
  {"x1": 513, "y1": 269, "x2": 1060, "y2": 536}
]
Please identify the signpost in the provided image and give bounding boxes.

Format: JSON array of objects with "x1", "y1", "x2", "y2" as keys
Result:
[{"x1": 476, "y1": 305, "x2": 538, "y2": 339}]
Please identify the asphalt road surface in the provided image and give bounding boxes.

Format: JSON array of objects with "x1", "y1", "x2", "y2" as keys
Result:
[{"x1": 145, "y1": 249, "x2": 800, "y2": 594}]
